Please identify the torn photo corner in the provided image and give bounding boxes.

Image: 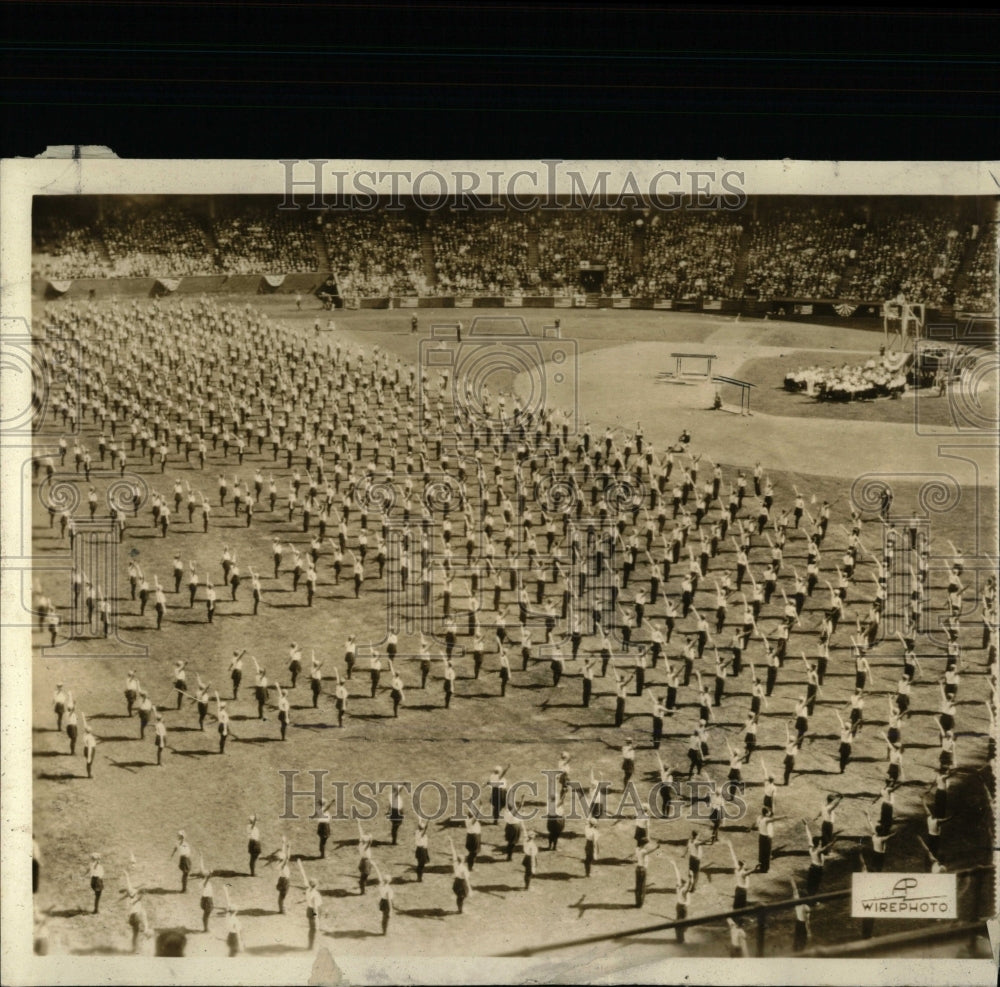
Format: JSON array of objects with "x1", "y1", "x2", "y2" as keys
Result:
[
  {"x1": 1, "y1": 157, "x2": 997, "y2": 987},
  {"x1": 33, "y1": 146, "x2": 121, "y2": 160}
]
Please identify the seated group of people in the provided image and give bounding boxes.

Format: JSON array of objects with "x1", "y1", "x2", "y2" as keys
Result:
[{"x1": 785, "y1": 353, "x2": 909, "y2": 401}]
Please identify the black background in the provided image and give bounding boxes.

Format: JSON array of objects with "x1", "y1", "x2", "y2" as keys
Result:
[{"x1": 2, "y1": 3, "x2": 998, "y2": 161}]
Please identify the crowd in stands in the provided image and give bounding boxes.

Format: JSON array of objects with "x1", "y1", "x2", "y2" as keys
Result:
[
  {"x1": 211, "y1": 204, "x2": 317, "y2": 275},
  {"x1": 632, "y1": 213, "x2": 743, "y2": 300},
  {"x1": 955, "y1": 222, "x2": 998, "y2": 313},
  {"x1": 840, "y1": 204, "x2": 965, "y2": 308},
  {"x1": 744, "y1": 203, "x2": 860, "y2": 300},
  {"x1": 32, "y1": 215, "x2": 110, "y2": 280},
  {"x1": 33, "y1": 203, "x2": 321, "y2": 279},
  {"x1": 30, "y1": 200, "x2": 996, "y2": 312},
  {"x1": 99, "y1": 204, "x2": 213, "y2": 278},
  {"x1": 784, "y1": 353, "x2": 910, "y2": 401},
  {"x1": 321, "y1": 210, "x2": 426, "y2": 297},
  {"x1": 430, "y1": 210, "x2": 534, "y2": 295},
  {"x1": 537, "y1": 211, "x2": 636, "y2": 294}
]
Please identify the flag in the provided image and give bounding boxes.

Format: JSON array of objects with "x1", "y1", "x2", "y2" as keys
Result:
[{"x1": 834, "y1": 303, "x2": 858, "y2": 317}]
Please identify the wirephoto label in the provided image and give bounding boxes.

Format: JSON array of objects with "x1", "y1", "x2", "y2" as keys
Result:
[{"x1": 852, "y1": 873, "x2": 957, "y2": 918}]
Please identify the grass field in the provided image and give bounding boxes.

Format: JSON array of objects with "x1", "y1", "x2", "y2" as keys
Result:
[{"x1": 26, "y1": 299, "x2": 997, "y2": 967}]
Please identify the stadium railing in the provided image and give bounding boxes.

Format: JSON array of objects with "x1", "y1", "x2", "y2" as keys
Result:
[{"x1": 494, "y1": 863, "x2": 995, "y2": 959}]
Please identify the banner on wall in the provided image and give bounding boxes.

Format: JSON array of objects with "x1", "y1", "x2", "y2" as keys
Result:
[
  {"x1": 653, "y1": 299, "x2": 674, "y2": 310},
  {"x1": 263, "y1": 274, "x2": 286, "y2": 288},
  {"x1": 49, "y1": 281, "x2": 72, "y2": 294},
  {"x1": 156, "y1": 278, "x2": 181, "y2": 293}
]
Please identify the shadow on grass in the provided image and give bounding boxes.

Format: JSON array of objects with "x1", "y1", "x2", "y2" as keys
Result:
[
  {"x1": 569, "y1": 899, "x2": 635, "y2": 913},
  {"x1": 473, "y1": 883, "x2": 518, "y2": 895},
  {"x1": 243, "y1": 943, "x2": 311, "y2": 955},
  {"x1": 69, "y1": 945, "x2": 133, "y2": 955}
]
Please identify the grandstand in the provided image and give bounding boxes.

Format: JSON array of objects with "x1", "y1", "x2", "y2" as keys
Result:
[
  {"x1": 320, "y1": 207, "x2": 426, "y2": 297},
  {"x1": 743, "y1": 200, "x2": 861, "y2": 300},
  {"x1": 840, "y1": 201, "x2": 968, "y2": 308},
  {"x1": 635, "y1": 211, "x2": 744, "y2": 301},
  {"x1": 100, "y1": 201, "x2": 213, "y2": 278},
  {"x1": 956, "y1": 222, "x2": 999, "y2": 313},
  {"x1": 537, "y1": 209, "x2": 637, "y2": 295},
  {"x1": 32, "y1": 195, "x2": 998, "y2": 318},
  {"x1": 429, "y1": 207, "x2": 534, "y2": 294},
  {"x1": 32, "y1": 208, "x2": 109, "y2": 280},
  {"x1": 211, "y1": 199, "x2": 318, "y2": 274}
]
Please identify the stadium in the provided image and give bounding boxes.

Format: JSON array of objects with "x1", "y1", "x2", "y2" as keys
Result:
[{"x1": 23, "y1": 191, "x2": 998, "y2": 967}]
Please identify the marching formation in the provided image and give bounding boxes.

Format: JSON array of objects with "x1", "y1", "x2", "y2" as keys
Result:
[{"x1": 30, "y1": 298, "x2": 996, "y2": 957}]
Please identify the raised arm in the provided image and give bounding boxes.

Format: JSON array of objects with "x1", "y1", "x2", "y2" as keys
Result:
[{"x1": 726, "y1": 839, "x2": 738, "y2": 869}]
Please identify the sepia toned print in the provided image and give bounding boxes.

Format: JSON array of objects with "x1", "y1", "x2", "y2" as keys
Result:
[{"x1": 1, "y1": 158, "x2": 997, "y2": 986}]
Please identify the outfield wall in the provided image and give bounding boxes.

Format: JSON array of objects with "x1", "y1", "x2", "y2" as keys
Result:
[
  {"x1": 31, "y1": 275, "x2": 988, "y2": 336},
  {"x1": 33, "y1": 272, "x2": 330, "y2": 300}
]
